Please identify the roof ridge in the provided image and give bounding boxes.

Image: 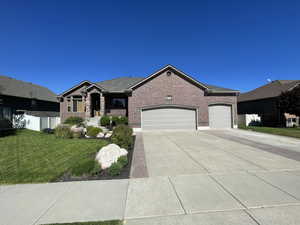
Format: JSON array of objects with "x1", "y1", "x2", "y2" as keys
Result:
[{"x1": 97, "y1": 76, "x2": 144, "y2": 83}]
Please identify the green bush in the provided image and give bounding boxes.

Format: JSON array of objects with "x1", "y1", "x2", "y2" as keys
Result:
[
  {"x1": 91, "y1": 162, "x2": 102, "y2": 175},
  {"x1": 111, "y1": 125, "x2": 133, "y2": 150},
  {"x1": 117, "y1": 155, "x2": 128, "y2": 167},
  {"x1": 111, "y1": 116, "x2": 128, "y2": 126},
  {"x1": 64, "y1": 116, "x2": 84, "y2": 125},
  {"x1": 100, "y1": 115, "x2": 110, "y2": 126},
  {"x1": 111, "y1": 116, "x2": 119, "y2": 126},
  {"x1": 108, "y1": 162, "x2": 122, "y2": 176},
  {"x1": 86, "y1": 126, "x2": 102, "y2": 137},
  {"x1": 118, "y1": 116, "x2": 128, "y2": 125},
  {"x1": 54, "y1": 125, "x2": 73, "y2": 138}
]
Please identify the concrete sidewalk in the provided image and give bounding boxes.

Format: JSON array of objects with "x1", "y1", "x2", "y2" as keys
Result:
[{"x1": 1, "y1": 171, "x2": 300, "y2": 225}]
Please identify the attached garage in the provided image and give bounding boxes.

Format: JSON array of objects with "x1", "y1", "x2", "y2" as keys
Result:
[
  {"x1": 142, "y1": 107, "x2": 196, "y2": 130},
  {"x1": 209, "y1": 105, "x2": 232, "y2": 128}
]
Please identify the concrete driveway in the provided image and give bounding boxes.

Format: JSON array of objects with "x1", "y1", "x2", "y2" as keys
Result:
[{"x1": 143, "y1": 130, "x2": 300, "y2": 177}]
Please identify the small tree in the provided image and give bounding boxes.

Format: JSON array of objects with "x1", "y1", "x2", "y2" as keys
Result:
[{"x1": 279, "y1": 84, "x2": 300, "y2": 117}]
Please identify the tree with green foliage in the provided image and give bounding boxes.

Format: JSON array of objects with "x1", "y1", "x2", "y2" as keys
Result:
[{"x1": 279, "y1": 84, "x2": 300, "y2": 117}]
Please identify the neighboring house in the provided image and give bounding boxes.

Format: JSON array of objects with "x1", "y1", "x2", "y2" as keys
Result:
[
  {"x1": 59, "y1": 65, "x2": 239, "y2": 130},
  {"x1": 0, "y1": 75, "x2": 59, "y2": 122},
  {"x1": 238, "y1": 80, "x2": 300, "y2": 127}
]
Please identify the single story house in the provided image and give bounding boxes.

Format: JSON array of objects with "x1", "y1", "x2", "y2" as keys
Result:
[
  {"x1": 58, "y1": 65, "x2": 239, "y2": 130},
  {"x1": 0, "y1": 75, "x2": 59, "y2": 123},
  {"x1": 238, "y1": 80, "x2": 300, "y2": 127}
]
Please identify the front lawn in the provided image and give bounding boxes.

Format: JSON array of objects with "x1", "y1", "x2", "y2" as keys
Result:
[
  {"x1": 239, "y1": 126, "x2": 300, "y2": 139},
  {"x1": 42, "y1": 221, "x2": 122, "y2": 225},
  {"x1": 0, "y1": 129, "x2": 108, "y2": 184}
]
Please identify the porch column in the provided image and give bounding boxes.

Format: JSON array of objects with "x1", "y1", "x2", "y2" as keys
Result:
[
  {"x1": 100, "y1": 93, "x2": 105, "y2": 116},
  {"x1": 85, "y1": 93, "x2": 91, "y2": 118}
]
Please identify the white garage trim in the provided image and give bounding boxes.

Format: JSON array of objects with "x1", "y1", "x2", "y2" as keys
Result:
[
  {"x1": 208, "y1": 104, "x2": 233, "y2": 129},
  {"x1": 141, "y1": 105, "x2": 197, "y2": 130}
]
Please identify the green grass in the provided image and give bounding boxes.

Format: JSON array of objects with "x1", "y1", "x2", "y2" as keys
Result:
[
  {"x1": 0, "y1": 129, "x2": 108, "y2": 184},
  {"x1": 239, "y1": 126, "x2": 300, "y2": 139},
  {"x1": 42, "y1": 220, "x2": 122, "y2": 225}
]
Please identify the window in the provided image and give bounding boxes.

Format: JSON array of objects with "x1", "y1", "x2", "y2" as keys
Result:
[
  {"x1": 111, "y1": 98, "x2": 126, "y2": 108},
  {"x1": 67, "y1": 97, "x2": 71, "y2": 112},
  {"x1": 73, "y1": 96, "x2": 84, "y2": 112},
  {"x1": 0, "y1": 106, "x2": 12, "y2": 120}
]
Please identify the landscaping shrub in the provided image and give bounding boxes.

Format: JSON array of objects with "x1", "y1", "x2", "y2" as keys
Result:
[
  {"x1": 64, "y1": 116, "x2": 84, "y2": 125},
  {"x1": 117, "y1": 155, "x2": 128, "y2": 167},
  {"x1": 42, "y1": 128, "x2": 54, "y2": 134},
  {"x1": 117, "y1": 116, "x2": 128, "y2": 125},
  {"x1": 91, "y1": 162, "x2": 102, "y2": 175},
  {"x1": 100, "y1": 115, "x2": 110, "y2": 127},
  {"x1": 54, "y1": 125, "x2": 73, "y2": 138},
  {"x1": 86, "y1": 126, "x2": 102, "y2": 137},
  {"x1": 111, "y1": 125, "x2": 133, "y2": 150},
  {"x1": 110, "y1": 116, "x2": 128, "y2": 126},
  {"x1": 108, "y1": 162, "x2": 122, "y2": 176},
  {"x1": 111, "y1": 116, "x2": 119, "y2": 126}
]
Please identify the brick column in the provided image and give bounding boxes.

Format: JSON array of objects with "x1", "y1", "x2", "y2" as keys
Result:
[
  {"x1": 85, "y1": 93, "x2": 91, "y2": 118},
  {"x1": 100, "y1": 93, "x2": 105, "y2": 116}
]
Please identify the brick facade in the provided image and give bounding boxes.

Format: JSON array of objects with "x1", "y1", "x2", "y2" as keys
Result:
[
  {"x1": 59, "y1": 66, "x2": 237, "y2": 128},
  {"x1": 128, "y1": 69, "x2": 237, "y2": 128}
]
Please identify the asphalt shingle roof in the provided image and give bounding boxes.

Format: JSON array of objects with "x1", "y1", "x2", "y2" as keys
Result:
[
  {"x1": 96, "y1": 77, "x2": 237, "y2": 93},
  {"x1": 204, "y1": 83, "x2": 239, "y2": 92},
  {"x1": 0, "y1": 75, "x2": 58, "y2": 102},
  {"x1": 96, "y1": 77, "x2": 144, "y2": 92},
  {"x1": 238, "y1": 80, "x2": 300, "y2": 102}
]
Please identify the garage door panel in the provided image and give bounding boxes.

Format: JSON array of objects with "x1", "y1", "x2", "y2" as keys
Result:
[
  {"x1": 142, "y1": 108, "x2": 196, "y2": 130},
  {"x1": 209, "y1": 105, "x2": 232, "y2": 128}
]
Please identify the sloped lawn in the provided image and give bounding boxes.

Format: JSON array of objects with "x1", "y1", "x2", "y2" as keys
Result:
[
  {"x1": 0, "y1": 129, "x2": 108, "y2": 184},
  {"x1": 239, "y1": 126, "x2": 300, "y2": 139}
]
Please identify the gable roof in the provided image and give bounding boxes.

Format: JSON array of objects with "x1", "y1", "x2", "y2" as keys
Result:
[
  {"x1": 129, "y1": 65, "x2": 209, "y2": 90},
  {"x1": 97, "y1": 77, "x2": 144, "y2": 92},
  {"x1": 129, "y1": 65, "x2": 238, "y2": 93},
  {"x1": 60, "y1": 65, "x2": 238, "y2": 95},
  {"x1": 0, "y1": 75, "x2": 58, "y2": 102},
  {"x1": 238, "y1": 80, "x2": 300, "y2": 102}
]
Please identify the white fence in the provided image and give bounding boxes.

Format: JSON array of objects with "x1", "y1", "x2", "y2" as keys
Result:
[
  {"x1": 238, "y1": 114, "x2": 261, "y2": 127},
  {"x1": 22, "y1": 114, "x2": 60, "y2": 131}
]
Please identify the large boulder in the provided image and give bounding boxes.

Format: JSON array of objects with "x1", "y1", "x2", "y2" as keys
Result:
[{"x1": 95, "y1": 144, "x2": 128, "y2": 169}]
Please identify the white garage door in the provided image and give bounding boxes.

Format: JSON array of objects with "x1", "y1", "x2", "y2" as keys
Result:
[
  {"x1": 142, "y1": 107, "x2": 196, "y2": 130},
  {"x1": 209, "y1": 105, "x2": 232, "y2": 128}
]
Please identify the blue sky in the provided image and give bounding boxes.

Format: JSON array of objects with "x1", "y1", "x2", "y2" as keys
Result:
[{"x1": 1, "y1": 0, "x2": 300, "y2": 94}]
